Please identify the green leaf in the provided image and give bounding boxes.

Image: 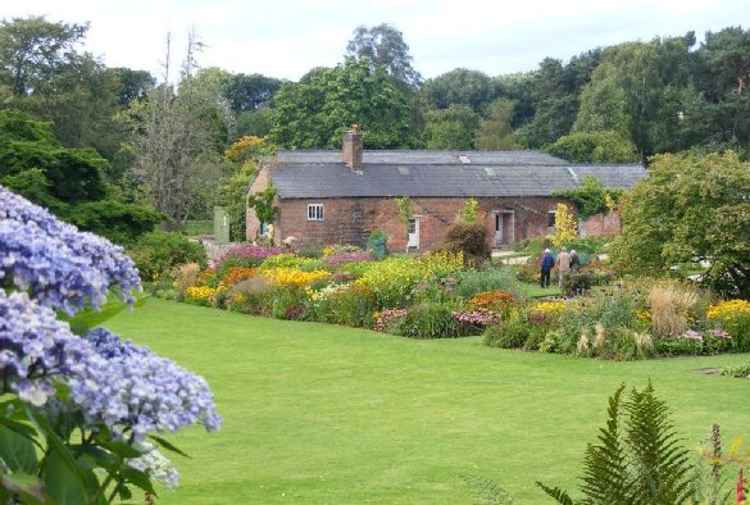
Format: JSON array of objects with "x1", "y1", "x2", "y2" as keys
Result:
[
  {"x1": 42, "y1": 450, "x2": 90, "y2": 505},
  {"x1": 149, "y1": 435, "x2": 191, "y2": 458},
  {"x1": 97, "y1": 439, "x2": 143, "y2": 459},
  {"x1": 0, "y1": 425, "x2": 38, "y2": 473},
  {"x1": 1, "y1": 472, "x2": 47, "y2": 504},
  {"x1": 536, "y1": 482, "x2": 575, "y2": 505},
  {"x1": 60, "y1": 297, "x2": 132, "y2": 336},
  {"x1": 120, "y1": 467, "x2": 156, "y2": 495}
]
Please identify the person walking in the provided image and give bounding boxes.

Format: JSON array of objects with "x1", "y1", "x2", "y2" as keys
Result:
[
  {"x1": 540, "y1": 248, "x2": 555, "y2": 288},
  {"x1": 555, "y1": 247, "x2": 571, "y2": 289},
  {"x1": 569, "y1": 249, "x2": 580, "y2": 272}
]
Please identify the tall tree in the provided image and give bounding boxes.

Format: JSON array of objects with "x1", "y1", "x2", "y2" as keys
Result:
[
  {"x1": 128, "y1": 32, "x2": 230, "y2": 226},
  {"x1": 0, "y1": 16, "x2": 88, "y2": 96},
  {"x1": 423, "y1": 104, "x2": 480, "y2": 150},
  {"x1": 421, "y1": 68, "x2": 499, "y2": 113},
  {"x1": 270, "y1": 57, "x2": 418, "y2": 149},
  {"x1": 107, "y1": 67, "x2": 155, "y2": 107},
  {"x1": 222, "y1": 73, "x2": 282, "y2": 113},
  {"x1": 474, "y1": 99, "x2": 518, "y2": 150},
  {"x1": 346, "y1": 23, "x2": 421, "y2": 87},
  {"x1": 574, "y1": 34, "x2": 697, "y2": 160}
]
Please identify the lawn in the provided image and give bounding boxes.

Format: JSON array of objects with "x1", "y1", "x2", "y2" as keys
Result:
[{"x1": 107, "y1": 298, "x2": 750, "y2": 505}]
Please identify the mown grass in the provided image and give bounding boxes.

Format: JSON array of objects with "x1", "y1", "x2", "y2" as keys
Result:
[{"x1": 106, "y1": 298, "x2": 750, "y2": 505}]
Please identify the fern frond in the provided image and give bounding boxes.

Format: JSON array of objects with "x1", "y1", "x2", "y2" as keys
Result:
[{"x1": 536, "y1": 482, "x2": 576, "y2": 505}]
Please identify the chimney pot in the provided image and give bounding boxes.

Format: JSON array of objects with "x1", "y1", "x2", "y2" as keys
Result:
[{"x1": 342, "y1": 125, "x2": 363, "y2": 171}]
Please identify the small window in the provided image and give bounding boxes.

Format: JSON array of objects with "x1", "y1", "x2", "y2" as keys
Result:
[
  {"x1": 547, "y1": 211, "x2": 556, "y2": 228},
  {"x1": 408, "y1": 218, "x2": 416, "y2": 234},
  {"x1": 307, "y1": 203, "x2": 324, "y2": 221}
]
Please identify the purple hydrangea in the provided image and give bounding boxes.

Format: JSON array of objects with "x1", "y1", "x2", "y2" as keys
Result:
[
  {"x1": 72, "y1": 328, "x2": 222, "y2": 441},
  {"x1": 0, "y1": 186, "x2": 141, "y2": 315},
  {"x1": 0, "y1": 290, "x2": 91, "y2": 406}
]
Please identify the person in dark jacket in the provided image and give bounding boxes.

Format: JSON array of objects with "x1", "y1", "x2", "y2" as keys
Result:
[{"x1": 540, "y1": 248, "x2": 554, "y2": 288}]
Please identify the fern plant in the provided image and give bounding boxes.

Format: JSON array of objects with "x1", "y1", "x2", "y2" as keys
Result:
[{"x1": 538, "y1": 383, "x2": 694, "y2": 505}]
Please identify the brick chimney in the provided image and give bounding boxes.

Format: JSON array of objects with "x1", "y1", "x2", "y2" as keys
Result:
[{"x1": 342, "y1": 125, "x2": 363, "y2": 171}]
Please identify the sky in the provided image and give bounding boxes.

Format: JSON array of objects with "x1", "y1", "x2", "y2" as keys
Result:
[{"x1": 2, "y1": 0, "x2": 748, "y2": 81}]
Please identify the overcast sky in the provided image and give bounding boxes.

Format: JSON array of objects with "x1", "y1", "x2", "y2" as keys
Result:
[{"x1": 3, "y1": 0, "x2": 747, "y2": 81}]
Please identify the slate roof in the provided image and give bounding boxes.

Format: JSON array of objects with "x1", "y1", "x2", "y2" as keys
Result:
[{"x1": 268, "y1": 150, "x2": 646, "y2": 199}]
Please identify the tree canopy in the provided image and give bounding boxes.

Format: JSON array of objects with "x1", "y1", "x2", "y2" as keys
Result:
[
  {"x1": 613, "y1": 151, "x2": 750, "y2": 297},
  {"x1": 346, "y1": 23, "x2": 421, "y2": 87},
  {"x1": 269, "y1": 57, "x2": 418, "y2": 149}
]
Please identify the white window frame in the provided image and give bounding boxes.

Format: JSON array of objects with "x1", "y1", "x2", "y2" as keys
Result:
[{"x1": 307, "y1": 203, "x2": 324, "y2": 222}]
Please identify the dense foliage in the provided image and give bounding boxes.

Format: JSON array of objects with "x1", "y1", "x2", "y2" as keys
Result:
[
  {"x1": 269, "y1": 58, "x2": 419, "y2": 149},
  {"x1": 614, "y1": 151, "x2": 750, "y2": 297}
]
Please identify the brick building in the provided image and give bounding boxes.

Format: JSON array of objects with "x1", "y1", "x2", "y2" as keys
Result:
[{"x1": 247, "y1": 129, "x2": 646, "y2": 251}]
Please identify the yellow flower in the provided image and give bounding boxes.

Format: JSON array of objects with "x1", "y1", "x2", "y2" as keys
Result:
[
  {"x1": 707, "y1": 299, "x2": 750, "y2": 322},
  {"x1": 185, "y1": 286, "x2": 217, "y2": 302},
  {"x1": 261, "y1": 267, "x2": 330, "y2": 287}
]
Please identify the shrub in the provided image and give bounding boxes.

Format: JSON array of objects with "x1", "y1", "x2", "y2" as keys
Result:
[
  {"x1": 482, "y1": 311, "x2": 530, "y2": 349},
  {"x1": 562, "y1": 270, "x2": 613, "y2": 296},
  {"x1": 67, "y1": 200, "x2": 161, "y2": 245},
  {"x1": 366, "y1": 229, "x2": 388, "y2": 260},
  {"x1": 128, "y1": 231, "x2": 207, "y2": 282},
  {"x1": 546, "y1": 130, "x2": 639, "y2": 164},
  {"x1": 311, "y1": 283, "x2": 378, "y2": 328},
  {"x1": 442, "y1": 222, "x2": 490, "y2": 266},
  {"x1": 355, "y1": 253, "x2": 463, "y2": 308},
  {"x1": 399, "y1": 302, "x2": 460, "y2": 339},
  {"x1": 270, "y1": 286, "x2": 308, "y2": 320},
  {"x1": 454, "y1": 268, "x2": 524, "y2": 300}
]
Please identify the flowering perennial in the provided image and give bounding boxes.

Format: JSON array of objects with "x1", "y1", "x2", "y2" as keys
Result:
[
  {"x1": 0, "y1": 185, "x2": 141, "y2": 314},
  {"x1": 453, "y1": 309, "x2": 501, "y2": 327},
  {"x1": 468, "y1": 290, "x2": 515, "y2": 312},
  {"x1": 261, "y1": 267, "x2": 330, "y2": 287},
  {"x1": 185, "y1": 286, "x2": 218, "y2": 302},
  {"x1": 707, "y1": 299, "x2": 750, "y2": 323},
  {"x1": 74, "y1": 328, "x2": 222, "y2": 441},
  {"x1": 324, "y1": 250, "x2": 371, "y2": 268},
  {"x1": 217, "y1": 244, "x2": 284, "y2": 266},
  {"x1": 222, "y1": 267, "x2": 258, "y2": 286},
  {"x1": 373, "y1": 309, "x2": 408, "y2": 332}
]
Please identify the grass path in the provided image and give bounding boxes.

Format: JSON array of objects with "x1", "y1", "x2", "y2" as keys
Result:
[{"x1": 107, "y1": 299, "x2": 750, "y2": 504}]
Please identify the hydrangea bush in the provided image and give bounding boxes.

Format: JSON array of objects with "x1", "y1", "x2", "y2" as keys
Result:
[{"x1": 0, "y1": 185, "x2": 221, "y2": 504}]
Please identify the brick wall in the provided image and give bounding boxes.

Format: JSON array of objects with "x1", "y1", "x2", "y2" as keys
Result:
[
  {"x1": 266, "y1": 196, "x2": 568, "y2": 251},
  {"x1": 581, "y1": 211, "x2": 622, "y2": 236}
]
